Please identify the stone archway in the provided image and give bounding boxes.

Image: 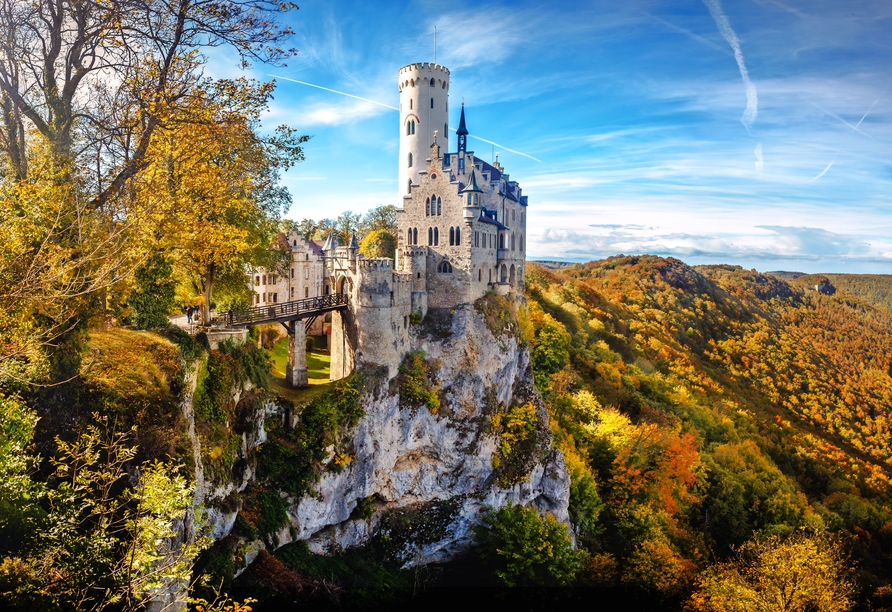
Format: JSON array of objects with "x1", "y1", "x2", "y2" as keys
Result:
[{"x1": 509, "y1": 264, "x2": 516, "y2": 284}]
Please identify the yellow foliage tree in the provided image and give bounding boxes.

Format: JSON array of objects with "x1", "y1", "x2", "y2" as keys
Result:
[
  {"x1": 134, "y1": 80, "x2": 307, "y2": 324},
  {"x1": 691, "y1": 530, "x2": 855, "y2": 612}
]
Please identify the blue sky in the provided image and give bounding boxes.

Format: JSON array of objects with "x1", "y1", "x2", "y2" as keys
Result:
[{"x1": 214, "y1": 0, "x2": 892, "y2": 273}]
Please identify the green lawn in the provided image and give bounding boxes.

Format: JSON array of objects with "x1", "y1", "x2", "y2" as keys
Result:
[{"x1": 268, "y1": 336, "x2": 334, "y2": 403}]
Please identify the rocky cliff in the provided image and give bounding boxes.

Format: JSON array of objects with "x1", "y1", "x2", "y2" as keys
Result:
[{"x1": 189, "y1": 299, "x2": 570, "y2": 579}]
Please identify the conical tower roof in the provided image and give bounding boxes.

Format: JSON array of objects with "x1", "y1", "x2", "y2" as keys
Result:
[
  {"x1": 456, "y1": 103, "x2": 468, "y2": 136},
  {"x1": 460, "y1": 169, "x2": 483, "y2": 193}
]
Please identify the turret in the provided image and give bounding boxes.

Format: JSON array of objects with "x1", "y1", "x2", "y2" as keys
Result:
[
  {"x1": 460, "y1": 169, "x2": 483, "y2": 221},
  {"x1": 398, "y1": 62, "x2": 450, "y2": 199}
]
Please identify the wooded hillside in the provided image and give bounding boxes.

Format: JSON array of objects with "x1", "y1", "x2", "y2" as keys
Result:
[{"x1": 526, "y1": 256, "x2": 892, "y2": 608}]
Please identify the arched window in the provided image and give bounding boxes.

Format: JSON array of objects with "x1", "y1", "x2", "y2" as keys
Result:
[
  {"x1": 449, "y1": 227, "x2": 455, "y2": 246},
  {"x1": 434, "y1": 227, "x2": 439, "y2": 245},
  {"x1": 456, "y1": 227, "x2": 461, "y2": 245},
  {"x1": 408, "y1": 152, "x2": 413, "y2": 167},
  {"x1": 428, "y1": 227, "x2": 433, "y2": 245},
  {"x1": 467, "y1": 194, "x2": 471, "y2": 205},
  {"x1": 430, "y1": 78, "x2": 435, "y2": 86},
  {"x1": 499, "y1": 234, "x2": 505, "y2": 249},
  {"x1": 520, "y1": 236, "x2": 524, "y2": 251},
  {"x1": 425, "y1": 197, "x2": 430, "y2": 216},
  {"x1": 437, "y1": 261, "x2": 453, "y2": 274},
  {"x1": 406, "y1": 122, "x2": 411, "y2": 136},
  {"x1": 430, "y1": 97, "x2": 434, "y2": 109},
  {"x1": 437, "y1": 197, "x2": 442, "y2": 215},
  {"x1": 414, "y1": 228, "x2": 418, "y2": 244},
  {"x1": 411, "y1": 121, "x2": 416, "y2": 134}
]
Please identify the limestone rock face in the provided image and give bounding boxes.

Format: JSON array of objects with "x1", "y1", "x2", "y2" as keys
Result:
[
  {"x1": 183, "y1": 302, "x2": 570, "y2": 576},
  {"x1": 265, "y1": 303, "x2": 570, "y2": 565}
]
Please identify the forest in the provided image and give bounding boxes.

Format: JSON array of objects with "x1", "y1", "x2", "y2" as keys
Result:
[{"x1": 0, "y1": 0, "x2": 891, "y2": 609}]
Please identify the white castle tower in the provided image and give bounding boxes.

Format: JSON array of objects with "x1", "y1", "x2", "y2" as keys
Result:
[{"x1": 397, "y1": 63, "x2": 450, "y2": 198}]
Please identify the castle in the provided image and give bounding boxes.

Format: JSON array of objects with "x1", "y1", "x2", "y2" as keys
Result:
[{"x1": 252, "y1": 62, "x2": 529, "y2": 386}]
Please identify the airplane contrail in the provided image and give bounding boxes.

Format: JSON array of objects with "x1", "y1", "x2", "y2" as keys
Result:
[
  {"x1": 810, "y1": 158, "x2": 835, "y2": 181},
  {"x1": 643, "y1": 12, "x2": 733, "y2": 57},
  {"x1": 810, "y1": 101, "x2": 877, "y2": 142},
  {"x1": 853, "y1": 98, "x2": 879, "y2": 131},
  {"x1": 269, "y1": 74, "x2": 542, "y2": 163},
  {"x1": 270, "y1": 74, "x2": 399, "y2": 110},
  {"x1": 703, "y1": 0, "x2": 758, "y2": 130}
]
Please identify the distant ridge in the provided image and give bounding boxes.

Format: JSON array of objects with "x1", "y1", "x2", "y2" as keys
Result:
[
  {"x1": 531, "y1": 260, "x2": 579, "y2": 270},
  {"x1": 766, "y1": 271, "x2": 892, "y2": 315}
]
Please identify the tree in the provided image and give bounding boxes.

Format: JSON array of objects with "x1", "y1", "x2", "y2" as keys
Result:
[
  {"x1": 359, "y1": 230, "x2": 396, "y2": 260},
  {"x1": 358, "y1": 205, "x2": 397, "y2": 236},
  {"x1": 691, "y1": 530, "x2": 855, "y2": 612},
  {"x1": 473, "y1": 503, "x2": 582, "y2": 587},
  {"x1": 128, "y1": 255, "x2": 177, "y2": 330},
  {"x1": 135, "y1": 80, "x2": 307, "y2": 324},
  {"x1": 0, "y1": 413, "x2": 208, "y2": 611}
]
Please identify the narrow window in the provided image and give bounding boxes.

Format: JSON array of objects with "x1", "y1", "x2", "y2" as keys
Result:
[
  {"x1": 511, "y1": 234, "x2": 516, "y2": 250},
  {"x1": 411, "y1": 121, "x2": 416, "y2": 134},
  {"x1": 255, "y1": 294, "x2": 259, "y2": 304},
  {"x1": 428, "y1": 227, "x2": 433, "y2": 245},
  {"x1": 273, "y1": 293, "x2": 278, "y2": 303},
  {"x1": 478, "y1": 269, "x2": 482, "y2": 281},
  {"x1": 456, "y1": 227, "x2": 461, "y2": 245},
  {"x1": 305, "y1": 287, "x2": 309, "y2": 298},
  {"x1": 434, "y1": 227, "x2": 439, "y2": 245},
  {"x1": 410, "y1": 99, "x2": 413, "y2": 110},
  {"x1": 408, "y1": 152, "x2": 413, "y2": 168},
  {"x1": 414, "y1": 228, "x2": 418, "y2": 244},
  {"x1": 262, "y1": 274, "x2": 266, "y2": 285},
  {"x1": 444, "y1": 123, "x2": 448, "y2": 139},
  {"x1": 408, "y1": 179, "x2": 412, "y2": 192},
  {"x1": 430, "y1": 78, "x2": 435, "y2": 86},
  {"x1": 430, "y1": 97, "x2": 434, "y2": 109},
  {"x1": 406, "y1": 122, "x2": 411, "y2": 136},
  {"x1": 437, "y1": 197, "x2": 442, "y2": 215},
  {"x1": 305, "y1": 268, "x2": 309, "y2": 279},
  {"x1": 291, "y1": 287, "x2": 294, "y2": 298},
  {"x1": 290, "y1": 268, "x2": 294, "y2": 279},
  {"x1": 255, "y1": 276, "x2": 260, "y2": 285},
  {"x1": 449, "y1": 227, "x2": 455, "y2": 246},
  {"x1": 520, "y1": 236, "x2": 524, "y2": 252},
  {"x1": 426, "y1": 197, "x2": 430, "y2": 216}
]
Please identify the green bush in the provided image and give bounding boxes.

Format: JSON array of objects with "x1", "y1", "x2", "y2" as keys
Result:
[
  {"x1": 397, "y1": 351, "x2": 440, "y2": 413},
  {"x1": 473, "y1": 503, "x2": 582, "y2": 587},
  {"x1": 158, "y1": 326, "x2": 202, "y2": 362}
]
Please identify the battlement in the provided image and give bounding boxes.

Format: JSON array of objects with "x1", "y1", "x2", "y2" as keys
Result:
[
  {"x1": 398, "y1": 62, "x2": 450, "y2": 76},
  {"x1": 358, "y1": 258, "x2": 393, "y2": 271}
]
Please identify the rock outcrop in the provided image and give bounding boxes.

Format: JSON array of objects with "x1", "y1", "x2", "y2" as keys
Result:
[{"x1": 191, "y1": 301, "x2": 570, "y2": 575}]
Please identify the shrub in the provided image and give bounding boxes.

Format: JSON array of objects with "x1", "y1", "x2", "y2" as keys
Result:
[
  {"x1": 473, "y1": 503, "x2": 582, "y2": 587},
  {"x1": 474, "y1": 292, "x2": 518, "y2": 337},
  {"x1": 397, "y1": 351, "x2": 440, "y2": 413}
]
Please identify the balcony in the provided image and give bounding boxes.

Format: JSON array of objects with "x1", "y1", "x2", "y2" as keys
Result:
[{"x1": 497, "y1": 248, "x2": 509, "y2": 261}]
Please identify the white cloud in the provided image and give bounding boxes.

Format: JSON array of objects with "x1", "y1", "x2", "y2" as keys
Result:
[{"x1": 754, "y1": 143, "x2": 764, "y2": 175}]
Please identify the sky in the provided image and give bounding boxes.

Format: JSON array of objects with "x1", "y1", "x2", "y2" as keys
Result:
[{"x1": 213, "y1": 0, "x2": 892, "y2": 273}]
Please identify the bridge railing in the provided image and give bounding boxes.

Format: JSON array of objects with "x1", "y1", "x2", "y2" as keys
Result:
[{"x1": 212, "y1": 292, "x2": 348, "y2": 326}]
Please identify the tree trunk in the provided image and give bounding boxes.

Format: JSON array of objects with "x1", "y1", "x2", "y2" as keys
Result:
[{"x1": 200, "y1": 263, "x2": 215, "y2": 325}]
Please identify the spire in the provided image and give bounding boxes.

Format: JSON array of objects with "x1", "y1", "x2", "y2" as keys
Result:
[
  {"x1": 350, "y1": 234, "x2": 358, "y2": 250},
  {"x1": 457, "y1": 103, "x2": 468, "y2": 173},
  {"x1": 456, "y1": 103, "x2": 468, "y2": 137}
]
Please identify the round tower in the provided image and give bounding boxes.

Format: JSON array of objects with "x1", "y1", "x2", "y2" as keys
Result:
[{"x1": 398, "y1": 62, "x2": 450, "y2": 199}]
